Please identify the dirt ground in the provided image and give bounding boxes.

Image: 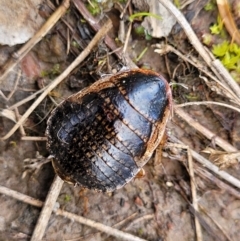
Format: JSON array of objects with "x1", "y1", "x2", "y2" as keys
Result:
[{"x1": 0, "y1": 0, "x2": 240, "y2": 241}]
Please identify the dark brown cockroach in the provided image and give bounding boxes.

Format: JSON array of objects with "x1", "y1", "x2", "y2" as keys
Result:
[{"x1": 46, "y1": 69, "x2": 172, "y2": 192}]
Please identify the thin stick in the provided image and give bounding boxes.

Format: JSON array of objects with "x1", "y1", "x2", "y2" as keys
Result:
[
  {"x1": 120, "y1": 0, "x2": 131, "y2": 19},
  {"x1": 14, "y1": 107, "x2": 26, "y2": 137},
  {"x1": 55, "y1": 209, "x2": 147, "y2": 241},
  {"x1": 176, "y1": 101, "x2": 240, "y2": 114},
  {"x1": 174, "y1": 107, "x2": 238, "y2": 152},
  {"x1": 0, "y1": 185, "x2": 43, "y2": 208},
  {"x1": 0, "y1": 0, "x2": 71, "y2": 84},
  {"x1": 1, "y1": 19, "x2": 113, "y2": 140},
  {"x1": 211, "y1": 59, "x2": 240, "y2": 98},
  {"x1": 187, "y1": 147, "x2": 203, "y2": 241},
  {"x1": 196, "y1": 166, "x2": 240, "y2": 199},
  {"x1": 8, "y1": 87, "x2": 47, "y2": 110},
  {"x1": 0, "y1": 184, "x2": 147, "y2": 241},
  {"x1": 30, "y1": 175, "x2": 64, "y2": 241},
  {"x1": 8, "y1": 70, "x2": 22, "y2": 100},
  {"x1": 168, "y1": 135, "x2": 240, "y2": 189},
  {"x1": 123, "y1": 23, "x2": 132, "y2": 54},
  {"x1": 21, "y1": 136, "x2": 47, "y2": 141},
  {"x1": 199, "y1": 204, "x2": 233, "y2": 241},
  {"x1": 157, "y1": 0, "x2": 240, "y2": 98}
]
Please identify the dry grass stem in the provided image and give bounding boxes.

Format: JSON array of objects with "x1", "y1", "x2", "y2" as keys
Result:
[
  {"x1": 0, "y1": 69, "x2": 21, "y2": 101},
  {"x1": 14, "y1": 107, "x2": 26, "y2": 137},
  {"x1": 113, "y1": 212, "x2": 138, "y2": 228},
  {"x1": 0, "y1": 0, "x2": 71, "y2": 84},
  {"x1": 158, "y1": 0, "x2": 240, "y2": 98},
  {"x1": 176, "y1": 101, "x2": 240, "y2": 114},
  {"x1": 174, "y1": 107, "x2": 238, "y2": 152},
  {"x1": 187, "y1": 148, "x2": 203, "y2": 241},
  {"x1": 1, "y1": 19, "x2": 113, "y2": 140},
  {"x1": 55, "y1": 209, "x2": 148, "y2": 241},
  {"x1": 168, "y1": 135, "x2": 240, "y2": 189},
  {"x1": 124, "y1": 214, "x2": 154, "y2": 231},
  {"x1": 21, "y1": 136, "x2": 47, "y2": 141},
  {"x1": 123, "y1": 23, "x2": 132, "y2": 53},
  {"x1": 196, "y1": 167, "x2": 240, "y2": 199},
  {"x1": 199, "y1": 204, "x2": 233, "y2": 241},
  {"x1": 120, "y1": 0, "x2": 131, "y2": 19},
  {"x1": 211, "y1": 59, "x2": 240, "y2": 98},
  {"x1": 8, "y1": 87, "x2": 47, "y2": 110},
  {"x1": 30, "y1": 175, "x2": 64, "y2": 241},
  {"x1": 216, "y1": 0, "x2": 240, "y2": 45}
]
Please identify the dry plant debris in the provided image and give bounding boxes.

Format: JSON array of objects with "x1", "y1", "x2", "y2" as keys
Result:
[{"x1": 0, "y1": 0, "x2": 240, "y2": 240}]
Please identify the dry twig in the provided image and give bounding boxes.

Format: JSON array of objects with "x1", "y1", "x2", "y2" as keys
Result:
[
  {"x1": 196, "y1": 166, "x2": 240, "y2": 199},
  {"x1": 176, "y1": 101, "x2": 240, "y2": 114},
  {"x1": 21, "y1": 136, "x2": 47, "y2": 141},
  {"x1": 30, "y1": 175, "x2": 64, "y2": 241},
  {"x1": 8, "y1": 87, "x2": 47, "y2": 110},
  {"x1": 187, "y1": 147, "x2": 203, "y2": 241},
  {"x1": 0, "y1": 69, "x2": 21, "y2": 101}
]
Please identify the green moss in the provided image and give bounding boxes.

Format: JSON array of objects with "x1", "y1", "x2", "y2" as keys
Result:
[
  {"x1": 40, "y1": 64, "x2": 61, "y2": 79},
  {"x1": 204, "y1": 0, "x2": 216, "y2": 11},
  {"x1": 210, "y1": 15, "x2": 224, "y2": 35},
  {"x1": 86, "y1": 0, "x2": 101, "y2": 16},
  {"x1": 212, "y1": 41, "x2": 240, "y2": 71},
  {"x1": 64, "y1": 195, "x2": 71, "y2": 202}
]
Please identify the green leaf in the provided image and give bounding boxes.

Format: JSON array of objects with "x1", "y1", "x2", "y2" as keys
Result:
[
  {"x1": 229, "y1": 43, "x2": 240, "y2": 56},
  {"x1": 212, "y1": 41, "x2": 229, "y2": 57},
  {"x1": 210, "y1": 15, "x2": 224, "y2": 35},
  {"x1": 222, "y1": 52, "x2": 238, "y2": 70},
  {"x1": 210, "y1": 23, "x2": 221, "y2": 34}
]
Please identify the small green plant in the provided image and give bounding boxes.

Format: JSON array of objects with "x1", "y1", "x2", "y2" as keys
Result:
[
  {"x1": 134, "y1": 26, "x2": 152, "y2": 40},
  {"x1": 40, "y1": 64, "x2": 61, "y2": 79},
  {"x1": 212, "y1": 41, "x2": 240, "y2": 71},
  {"x1": 71, "y1": 40, "x2": 80, "y2": 48},
  {"x1": 173, "y1": 0, "x2": 181, "y2": 8},
  {"x1": 64, "y1": 194, "x2": 71, "y2": 202},
  {"x1": 204, "y1": 0, "x2": 216, "y2": 11},
  {"x1": 210, "y1": 15, "x2": 224, "y2": 35},
  {"x1": 86, "y1": 0, "x2": 101, "y2": 16}
]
